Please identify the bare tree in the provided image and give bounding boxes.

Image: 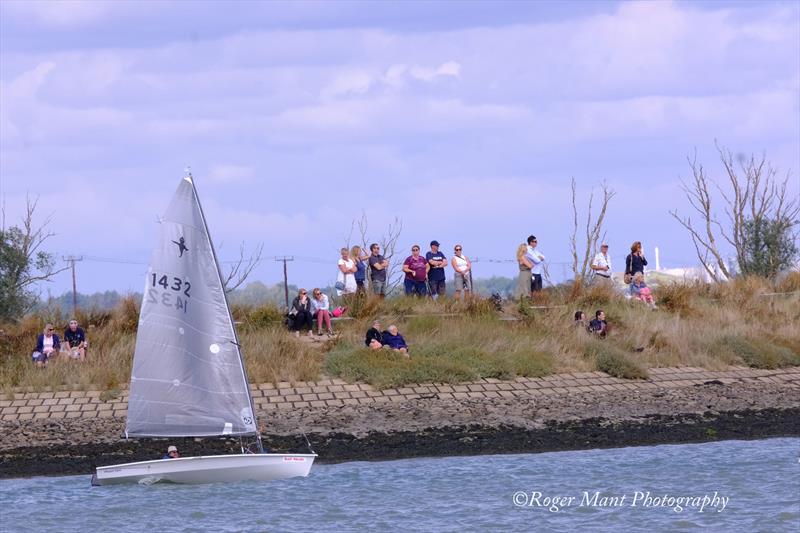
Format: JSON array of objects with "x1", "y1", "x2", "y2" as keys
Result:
[
  {"x1": 569, "y1": 177, "x2": 616, "y2": 285},
  {"x1": 670, "y1": 142, "x2": 799, "y2": 281},
  {"x1": 0, "y1": 196, "x2": 69, "y2": 319},
  {"x1": 220, "y1": 242, "x2": 264, "y2": 293},
  {"x1": 353, "y1": 211, "x2": 403, "y2": 294}
]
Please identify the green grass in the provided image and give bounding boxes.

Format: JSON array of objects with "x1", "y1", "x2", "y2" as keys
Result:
[{"x1": 2, "y1": 274, "x2": 799, "y2": 391}]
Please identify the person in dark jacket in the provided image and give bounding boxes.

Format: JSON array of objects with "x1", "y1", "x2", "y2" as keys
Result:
[
  {"x1": 32, "y1": 324, "x2": 60, "y2": 367},
  {"x1": 162, "y1": 445, "x2": 179, "y2": 459},
  {"x1": 381, "y1": 325, "x2": 409, "y2": 356},
  {"x1": 588, "y1": 310, "x2": 608, "y2": 338},
  {"x1": 289, "y1": 288, "x2": 314, "y2": 337},
  {"x1": 63, "y1": 319, "x2": 87, "y2": 360},
  {"x1": 365, "y1": 320, "x2": 384, "y2": 349},
  {"x1": 625, "y1": 241, "x2": 648, "y2": 279}
]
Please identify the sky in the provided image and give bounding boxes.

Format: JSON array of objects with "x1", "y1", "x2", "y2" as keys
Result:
[{"x1": 1, "y1": 0, "x2": 799, "y2": 297}]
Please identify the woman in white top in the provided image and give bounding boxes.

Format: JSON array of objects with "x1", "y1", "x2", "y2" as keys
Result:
[
  {"x1": 310, "y1": 288, "x2": 334, "y2": 336},
  {"x1": 451, "y1": 244, "x2": 472, "y2": 299},
  {"x1": 336, "y1": 247, "x2": 357, "y2": 296}
]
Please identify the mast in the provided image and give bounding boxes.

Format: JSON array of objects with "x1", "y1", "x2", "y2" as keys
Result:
[{"x1": 186, "y1": 169, "x2": 264, "y2": 453}]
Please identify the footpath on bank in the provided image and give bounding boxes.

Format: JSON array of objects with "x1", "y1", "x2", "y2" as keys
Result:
[{"x1": 1, "y1": 365, "x2": 798, "y2": 422}]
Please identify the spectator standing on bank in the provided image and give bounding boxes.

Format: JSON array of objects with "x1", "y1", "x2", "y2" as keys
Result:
[
  {"x1": 591, "y1": 243, "x2": 613, "y2": 285},
  {"x1": 426, "y1": 240, "x2": 447, "y2": 299},
  {"x1": 625, "y1": 241, "x2": 648, "y2": 281},
  {"x1": 526, "y1": 235, "x2": 546, "y2": 293},
  {"x1": 351, "y1": 245, "x2": 368, "y2": 295},
  {"x1": 403, "y1": 245, "x2": 429, "y2": 296},
  {"x1": 336, "y1": 248, "x2": 357, "y2": 297},
  {"x1": 515, "y1": 243, "x2": 533, "y2": 299},
  {"x1": 368, "y1": 243, "x2": 389, "y2": 297},
  {"x1": 451, "y1": 244, "x2": 472, "y2": 299}
]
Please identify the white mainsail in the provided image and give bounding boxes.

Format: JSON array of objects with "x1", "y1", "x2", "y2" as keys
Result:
[{"x1": 126, "y1": 176, "x2": 256, "y2": 437}]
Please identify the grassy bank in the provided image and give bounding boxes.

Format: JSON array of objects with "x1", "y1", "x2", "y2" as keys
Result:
[{"x1": 1, "y1": 274, "x2": 798, "y2": 392}]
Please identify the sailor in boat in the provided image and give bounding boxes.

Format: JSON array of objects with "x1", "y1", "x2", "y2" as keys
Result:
[{"x1": 162, "y1": 445, "x2": 180, "y2": 459}]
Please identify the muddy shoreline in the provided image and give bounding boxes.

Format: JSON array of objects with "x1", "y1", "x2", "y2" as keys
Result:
[{"x1": 2, "y1": 380, "x2": 798, "y2": 479}]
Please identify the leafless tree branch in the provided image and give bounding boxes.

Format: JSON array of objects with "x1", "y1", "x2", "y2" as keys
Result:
[{"x1": 221, "y1": 242, "x2": 264, "y2": 293}]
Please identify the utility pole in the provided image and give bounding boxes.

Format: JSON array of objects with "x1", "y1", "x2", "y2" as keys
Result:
[
  {"x1": 274, "y1": 256, "x2": 294, "y2": 310},
  {"x1": 62, "y1": 255, "x2": 84, "y2": 317}
]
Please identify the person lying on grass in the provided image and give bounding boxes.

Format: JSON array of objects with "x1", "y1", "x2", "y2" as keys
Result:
[
  {"x1": 381, "y1": 325, "x2": 409, "y2": 356},
  {"x1": 365, "y1": 320, "x2": 384, "y2": 350}
]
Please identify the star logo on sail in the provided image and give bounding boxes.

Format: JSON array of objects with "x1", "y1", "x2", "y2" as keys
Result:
[{"x1": 172, "y1": 236, "x2": 188, "y2": 257}]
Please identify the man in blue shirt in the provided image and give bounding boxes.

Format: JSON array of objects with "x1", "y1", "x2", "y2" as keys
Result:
[{"x1": 426, "y1": 240, "x2": 447, "y2": 298}]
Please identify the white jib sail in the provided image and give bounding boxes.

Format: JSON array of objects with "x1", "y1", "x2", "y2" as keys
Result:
[{"x1": 126, "y1": 176, "x2": 256, "y2": 437}]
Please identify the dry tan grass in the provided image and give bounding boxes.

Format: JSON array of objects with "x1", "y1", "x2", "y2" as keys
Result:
[{"x1": 1, "y1": 277, "x2": 798, "y2": 391}]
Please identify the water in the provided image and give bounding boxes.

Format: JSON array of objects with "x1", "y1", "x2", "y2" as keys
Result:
[{"x1": 1, "y1": 438, "x2": 798, "y2": 532}]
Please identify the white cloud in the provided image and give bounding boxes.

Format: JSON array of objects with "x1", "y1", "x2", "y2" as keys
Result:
[
  {"x1": 1, "y1": 0, "x2": 797, "y2": 294},
  {"x1": 2, "y1": 0, "x2": 119, "y2": 28},
  {"x1": 208, "y1": 165, "x2": 255, "y2": 184},
  {"x1": 322, "y1": 60, "x2": 461, "y2": 98}
]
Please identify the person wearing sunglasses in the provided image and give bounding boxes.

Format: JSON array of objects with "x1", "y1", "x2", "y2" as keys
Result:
[
  {"x1": 32, "y1": 323, "x2": 60, "y2": 367},
  {"x1": 402, "y1": 245, "x2": 428, "y2": 296},
  {"x1": 526, "y1": 235, "x2": 546, "y2": 293},
  {"x1": 451, "y1": 245, "x2": 472, "y2": 299},
  {"x1": 310, "y1": 288, "x2": 334, "y2": 336},
  {"x1": 289, "y1": 288, "x2": 314, "y2": 337}
]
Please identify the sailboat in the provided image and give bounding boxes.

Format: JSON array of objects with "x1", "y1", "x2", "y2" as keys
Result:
[{"x1": 93, "y1": 173, "x2": 316, "y2": 485}]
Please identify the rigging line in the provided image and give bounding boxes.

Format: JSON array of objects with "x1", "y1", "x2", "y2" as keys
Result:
[{"x1": 301, "y1": 432, "x2": 316, "y2": 455}]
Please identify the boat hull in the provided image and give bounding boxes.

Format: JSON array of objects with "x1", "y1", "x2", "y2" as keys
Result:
[{"x1": 94, "y1": 453, "x2": 316, "y2": 485}]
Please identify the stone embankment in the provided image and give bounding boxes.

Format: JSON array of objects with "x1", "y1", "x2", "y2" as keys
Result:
[{"x1": 1, "y1": 366, "x2": 798, "y2": 478}]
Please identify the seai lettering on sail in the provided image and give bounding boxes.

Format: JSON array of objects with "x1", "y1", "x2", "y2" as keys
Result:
[{"x1": 93, "y1": 174, "x2": 316, "y2": 485}]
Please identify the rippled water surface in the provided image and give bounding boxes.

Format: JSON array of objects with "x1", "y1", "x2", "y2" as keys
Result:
[{"x1": 2, "y1": 438, "x2": 798, "y2": 532}]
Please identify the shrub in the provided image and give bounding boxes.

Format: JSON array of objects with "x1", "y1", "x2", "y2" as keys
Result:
[
  {"x1": 346, "y1": 294, "x2": 383, "y2": 320},
  {"x1": 574, "y1": 282, "x2": 619, "y2": 307},
  {"x1": 776, "y1": 271, "x2": 800, "y2": 293},
  {"x1": 587, "y1": 341, "x2": 649, "y2": 380},
  {"x1": 113, "y1": 296, "x2": 141, "y2": 333},
  {"x1": 464, "y1": 296, "x2": 497, "y2": 318},
  {"x1": 656, "y1": 282, "x2": 695, "y2": 315},
  {"x1": 719, "y1": 335, "x2": 800, "y2": 369},
  {"x1": 244, "y1": 304, "x2": 285, "y2": 330}
]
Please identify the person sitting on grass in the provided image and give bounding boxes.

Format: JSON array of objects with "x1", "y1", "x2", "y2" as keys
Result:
[
  {"x1": 32, "y1": 324, "x2": 60, "y2": 367},
  {"x1": 574, "y1": 310, "x2": 587, "y2": 329},
  {"x1": 290, "y1": 288, "x2": 314, "y2": 337},
  {"x1": 365, "y1": 320, "x2": 384, "y2": 350},
  {"x1": 381, "y1": 325, "x2": 409, "y2": 356},
  {"x1": 162, "y1": 445, "x2": 179, "y2": 459},
  {"x1": 310, "y1": 288, "x2": 334, "y2": 336},
  {"x1": 588, "y1": 310, "x2": 608, "y2": 338},
  {"x1": 629, "y1": 272, "x2": 657, "y2": 308},
  {"x1": 62, "y1": 319, "x2": 88, "y2": 360}
]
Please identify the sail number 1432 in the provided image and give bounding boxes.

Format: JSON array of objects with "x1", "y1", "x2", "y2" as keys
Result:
[{"x1": 147, "y1": 273, "x2": 191, "y2": 313}]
